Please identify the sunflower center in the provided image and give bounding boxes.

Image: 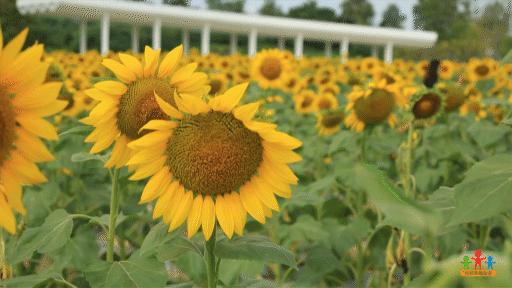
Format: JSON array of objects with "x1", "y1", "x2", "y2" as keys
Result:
[
  {"x1": 0, "y1": 91, "x2": 16, "y2": 167},
  {"x1": 166, "y1": 111, "x2": 263, "y2": 195},
  {"x1": 210, "y1": 79, "x2": 222, "y2": 95},
  {"x1": 260, "y1": 56, "x2": 282, "y2": 80},
  {"x1": 118, "y1": 78, "x2": 176, "y2": 139},
  {"x1": 321, "y1": 112, "x2": 344, "y2": 128},
  {"x1": 354, "y1": 89, "x2": 395, "y2": 125},
  {"x1": 301, "y1": 96, "x2": 314, "y2": 108},
  {"x1": 318, "y1": 98, "x2": 333, "y2": 110},
  {"x1": 412, "y1": 92, "x2": 441, "y2": 119},
  {"x1": 475, "y1": 65, "x2": 489, "y2": 77}
]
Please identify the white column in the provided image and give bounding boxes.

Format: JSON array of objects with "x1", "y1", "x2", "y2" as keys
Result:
[
  {"x1": 79, "y1": 20, "x2": 87, "y2": 54},
  {"x1": 152, "y1": 18, "x2": 162, "y2": 50},
  {"x1": 277, "y1": 37, "x2": 285, "y2": 50},
  {"x1": 201, "y1": 24, "x2": 210, "y2": 56},
  {"x1": 294, "y1": 33, "x2": 303, "y2": 59},
  {"x1": 325, "y1": 41, "x2": 332, "y2": 58},
  {"x1": 384, "y1": 42, "x2": 394, "y2": 64},
  {"x1": 248, "y1": 28, "x2": 257, "y2": 57},
  {"x1": 100, "y1": 13, "x2": 110, "y2": 56},
  {"x1": 131, "y1": 26, "x2": 139, "y2": 53},
  {"x1": 340, "y1": 37, "x2": 349, "y2": 63},
  {"x1": 229, "y1": 33, "x2": 238, "y2": 55},
  {"x1": 182, "y1": 29, "x2": 190, "y2": 55},
  {"x1": 371, "y1": 45, "x2": 378, "y2": 58}
]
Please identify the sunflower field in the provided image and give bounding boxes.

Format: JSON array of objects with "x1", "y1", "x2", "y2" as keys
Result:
[{"x1": 1, "y1": 26, "x2": 512, "y2": 288}]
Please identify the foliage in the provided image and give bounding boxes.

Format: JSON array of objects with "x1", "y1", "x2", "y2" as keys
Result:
[
  {"x1": 380, "y1": 4, "x2": 406, "y2": 28},
  {"x1": 339, "y1": 0, "x2": 374, "y2": 25},
  {"x1": 287, "y1": 0, "x2": 338, "y2": 23}
]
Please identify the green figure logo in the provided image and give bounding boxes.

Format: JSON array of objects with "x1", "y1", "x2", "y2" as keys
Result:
[{"x1": 461, "y1": 256, "x2": 471, "y2": 270}]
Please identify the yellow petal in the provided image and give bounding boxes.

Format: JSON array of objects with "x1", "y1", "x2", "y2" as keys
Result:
[
  {"x1": 94, "y1": 81, "x2": 127, "y2": 96},
  {"x1": 16, "y1": 115, "x2": 58, "y2": 140},
  {"x1": 210, "y1": 82, "x2": 249, "y2": 113},
  {"x1": 118, "y1": 53, "x2": 143, "y2": 78},
  {"x1": 171, "y1": 63, "x2": 198, "y2": 85},
  {"x1": 187, "y1": 195, "x2": 203, "y2": 238},
  {"x1": 140, "y1": 167, "x2": 170, "y2": 203},
  {"x1": 253, "y1": 177, "x2": 280, "y2": 211},
  {"x1": 0, "y1": 193, "x2": 16, "y2": 234},
  {"x1": 139, "y1": 120, "x2": 177, "y2": 133},
  {"x1": 226, "y1": 192, "x2": 246, "y2": 236},
  {"x1": 158, "y1": 45, "x2": 183, "y2": 78},
  {"x1": 128, "y1": 130, "x2": 171, "y2": 149},
  {"x1": 174, "y1": 92, "x2": 209, "y2": 115},
  {"x1": 201, "y1": 195, "x2": 216, "y2": 240},
  {"x1": 129, "y1": 156, "x2": 166, "y2": 180},
  {"x1": 15, "y1": 128, "x2": 54, "y2": 163},
  {"x1": 155, "y1": 91, "x2": 183, "y2": 119},
  {"x1": 239, "y1": 180, "x2": 266, "y2": 224},
  {"x1": 102, "y1": 59, "x2": 136, "y2": 83},
  {"x1": 153, "y1": 181, "x2": 179, "y2": 219},
  {"x1": 169, "y1": 190, "x2": 193, "y2": 232},
  {"x1": 0, "y1": 28, "x2": 28, "y2": 68},
  {"x1": 233, "y1": 102, "x2": 260, "y2": 122},
  {"x1": 215, "y1": 195, "x2": 234, "y2": 239}
]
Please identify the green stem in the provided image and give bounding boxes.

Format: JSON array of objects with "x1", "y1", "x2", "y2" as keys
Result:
[
  {"x1": 205, "y1": 227, "x2": 217, "y2": 288},
  {"x1": 360, "y1": 130, "x2": 368, "y2": 162},
  {"x1": 107, "y1": 169, "x2": 120, "y2": 263},
  {"x1": 0, "y1": 230, "x2": 6, "y2": 279},
  {"x1": 403, "y1": 122, "x2": 414, "y2": 198}
]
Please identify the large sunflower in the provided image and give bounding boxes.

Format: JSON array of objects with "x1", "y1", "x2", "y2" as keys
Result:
[
  {"x1": 0, "y1": 28, "x2": 66, "y2": 234},
  {"x1": 81, "y1": 46, "x2": 209, "y2": 168},
  {"x1": 127, "y1": 83, "x2": 302, "y2": 240},
  {"x1": 344, "y1": 80, "x2": 406, "y2": 132},
  {"x1": 251, "y1": 49, "x2": 290, "y2": 89}
]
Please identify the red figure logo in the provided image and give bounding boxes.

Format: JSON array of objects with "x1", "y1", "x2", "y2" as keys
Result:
[{"x1": 471, "y1": 249, "x2": 486, "y2": 270}]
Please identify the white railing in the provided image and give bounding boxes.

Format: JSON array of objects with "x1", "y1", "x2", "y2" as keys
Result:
[{"x1": 16, "y1": 0, "x2": 438, "y2": 62}]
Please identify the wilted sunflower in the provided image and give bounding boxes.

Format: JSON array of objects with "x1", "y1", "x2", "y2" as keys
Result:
[
  {"x1": 127, "y1": 83, "x2": 302, "y2": 240},
  {"x1": 344, "y1": 80, "x2": 406, "y2": 132},
  {"x1": 316, "y1": 111, "x2": 344, "y2": 136},
  {"x1": 251, "y1": 49, "x2": 290, "y2": 89},
  {"x1": 0, "y1": 28, "x2": 66, "y2": 233},
  {"x1": 81, "y1": 45, "x2": 209, "y2": 168}
]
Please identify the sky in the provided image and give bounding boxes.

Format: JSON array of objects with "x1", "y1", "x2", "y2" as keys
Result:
[{"x1": 188, "y1": 0, "x2": 501, "y2": 30}]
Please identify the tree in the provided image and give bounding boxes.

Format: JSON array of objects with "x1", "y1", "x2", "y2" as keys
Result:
[
  {"x1": 259, "y1": 0, "x2": 284, "y2": 17},
  {"x1": 477, "y1": 1, "x2": 510, "y2": 57},
  {"x1": 413, "y1": 0, "x2": 462, "y2": 40},
  {"x1": 380, "y1": 4, "x2": 406, "y2": 28},
  {"x1": 287, "y1": 0, "x2": 337, "y2": 22},
  {"x1": 165, "y1": 0, "x2": 190, "y2": 5},
  {"x1": 207, "y1": 0, "x2": 245, "y2": 13},
  {"x1": 340, "y1": 0, "x2": 374, "y2": 25}
]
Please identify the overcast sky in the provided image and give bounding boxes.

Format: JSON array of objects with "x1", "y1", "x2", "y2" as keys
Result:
[{"x1": 189, "y1": 0, "x2": 501, "y2": 30}]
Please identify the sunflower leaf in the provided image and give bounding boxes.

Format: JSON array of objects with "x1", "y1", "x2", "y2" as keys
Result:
[{"x1": 215, "y1": 235, "x2": 297, "y2": 269}]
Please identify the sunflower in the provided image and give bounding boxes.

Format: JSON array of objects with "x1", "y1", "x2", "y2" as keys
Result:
[
  {"x1": 344, "y1": 80, "x2": 405, "y2": 132},
  {"x1": 294, "y1": 90, "x2": 317, "y2": 113},
  {"x1": 127, "y1": 83, "x2": 302, "y2": 240},
  {"x1": 251, "y1": 49, "x2": 290, "y2": 89},
  {"x1": 0, "y1": 28, "x2": 66, "y2": 234},
  {"x1": 460, "y1": 95, "x2": 487, "y2": 121},
  {"x1": 316, "y1": 111, "x2": 344, "y2": 136},
  {"x1": 208, "y1": 73, "x2": 229, "y2": 96},
  {"x1": 318, "y1": 82, "x2": 340, "y2": 96},
  {"x1": 437, "y1": 82, "x2": 465, "y2": 112},
  {"x1": 81, "y1": 45, "x2": 209, "y2": 168},
  {"x1": 466, "y1": 58, "x2": 496, "y2": 82},
  {"x1": 315, "y1": 92, "x2": 338, "y2": 111},
  {"x1": 439, "y1": 60, "x2": 455, "y2": 80},
  {"x1": 411, "y1": 90, "x2": 442, "y2": 120}
]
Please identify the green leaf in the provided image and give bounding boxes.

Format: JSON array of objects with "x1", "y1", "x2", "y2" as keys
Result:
[
  {"x1": 71, "y1": 152, "x2": 108, "y2": 163},
  {"x1": 354, "y1": 164, "x2": 441, "y2": 235},
  {"x1": 0, "y1": 272, "x2": 61, "y2": 288},
  {"x1": 330, "y1": 216, "x2": 371, "y2": 256},
  {"x1": 139, "y1": 223, "x2": 184, "y2": 258},
  {"x1": 296, "y1": 245, "x2": 339, "y2": 285},
  {"x1": 7, "y1": 209, "x2": 74, "y2": 263},
  {"x1": 89, "y1": 213, "x2": 128, "y2": 229},
  {"x1": 449, "y1": 154, "x2": 512, "y2": 225},
  {"x1": 217, "y1": 260, "x2": 265, "y2": 286},
  {"x1": 502, "y1": 49, "x2": 512, "y2": 64},
  {"x1": 467, "y1": 121, "x2": 510, "y2": 147},
  {"x1": 85, "y1": 257, "x2": 168, "y2": 288},
  {"x1": 157, "y1": 236, "x2": 203, "y2": 261},
  {"x1": 215, "y1": 236, "x2": 297, "y2": 269}
]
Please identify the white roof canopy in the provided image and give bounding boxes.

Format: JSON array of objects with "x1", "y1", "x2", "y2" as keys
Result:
[{"x1": 17, "y1": 0, "x2": 437, "y2": 47}]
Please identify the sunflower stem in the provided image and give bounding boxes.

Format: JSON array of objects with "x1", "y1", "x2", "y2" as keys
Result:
[
  {"x1": 107, "y1": 168, "x2": 120, "y2": 263},
  {"x1": 205, "y1": 227, "x2": 217, "y2": 288}
]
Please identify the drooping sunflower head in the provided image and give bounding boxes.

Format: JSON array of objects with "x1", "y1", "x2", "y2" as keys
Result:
[
  {"x1": 411, "y1": 90, "x2": 443, "y2": 120},
  {"x1": 437, "y1": 82, "x2": 465, "y2": 112},
  {"x1": 0, "y1": 27, "x2": 66, "y2": 234},
  {"x1": 251, "y1": 49, "x2": 290, "y2": 89},
  {"x1": 316, "y1": 110, "x2": 344, "y2": 136},
  {"x1": 81, "y1": 45, "x2": 210, "y2": 168},
  {"x1": 127, "y1": 83, "x2": 302, "y2": 240},
  {"x1": 344, "y1": 80, "x2": 405, "y2": 132}
]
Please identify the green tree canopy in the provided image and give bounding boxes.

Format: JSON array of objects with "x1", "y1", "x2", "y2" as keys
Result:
[
  {"x1": 287, "y1": 0, "x2": 337, "y2": 22},
  {"x1": 259, "y1": 0, "x2": 284, "y2": 17},
  {"x1": 413, "y1": 0, "x2": 463, "y2": 40},
  {"x1": 340, "y1": 0, "x2": 374, "y2": 25},
  {"x1": 380, "y1": 4, "x2": 406, "y2": 28},
  {"x1": 207, "y1": 0, "x2": 245, "y2": 13}
]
